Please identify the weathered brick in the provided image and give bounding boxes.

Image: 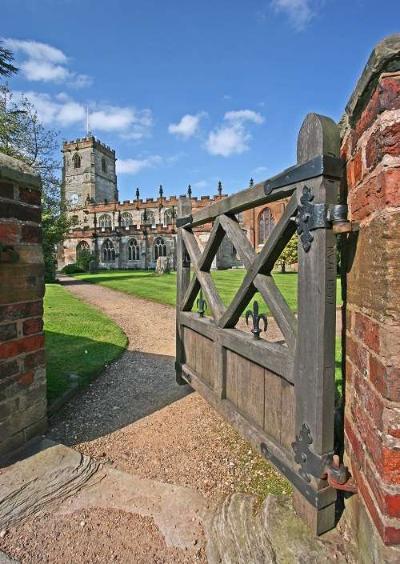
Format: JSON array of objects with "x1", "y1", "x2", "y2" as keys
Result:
[
  {"x1": 24, "y1": 349, "x2": 45, "y2": 371},
  {"x1": 0, "y1": 264, "x2": 45, "y2": 304},
  {"x1": 0, "y1": 300, "x2": 43, "y2": 322},
  {"x1": 378, "y1": 168, "x2": 400, "y2": 208},
  {"x1": 347, "y1": 150, "x2": 363, "y2": 188},
  {"x1": 354, "y1": 311, "x2": 380, "y2": 354},
  {"x1": 0, "y1": 335, "x2": 45, "y2": 360},
  {"x1": 0, "y1": 223, "x2": 19, "y2": 244},
  {"x1": 369, "y1": 355, "x2": 400, "y2": 403},
  {"x1": 365, "y1": 458, "x2": 400, "y2": 518},
  {"x1": 347, "y1": 335, "x2": 368, "y2": 376},
  {"x1": 0, "y1": 359, "x2": 19, "y2": 380},
  {"x1": 17, "y1": 371, "x2": 34, "y2": 386},
  {"x1": 0, "y1": 322, "x2": 17, "y2": 341},
  {"x1": 1, "y1": 201, "x2": 41, "y2": 223},
  {"x1": 0, "y1": 181, "x2": 15, "y2": 199},
  {"x1": 18, "y1": 186, "x2": 41, "y2": 206},
  {"x1": 354, "y1": 75, "x2": 400, "y2": 139},
  {"x1": 365, "y1": 123, "x2": 400, "y2": 170},
  {"x1": 21, "y1": 224, "x2": 42, "y2": 243},
  {"x1": 348, "y1": 175, "x2": 384, "y2": 222},
  {"x1": 345, "y1": 416, "x2": 365, "y2": 469},
  {"x1": 22, "y1": 318, "x2": 43, "y2": 335}
]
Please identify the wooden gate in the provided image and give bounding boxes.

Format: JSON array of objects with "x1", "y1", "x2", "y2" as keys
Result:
[{"x1": 175, "y1": 113, "x2": 345, "y2": 534}]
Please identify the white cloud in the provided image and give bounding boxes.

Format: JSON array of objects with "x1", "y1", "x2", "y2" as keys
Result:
[
  {"x1": 116, "y1": 155, "x2": 162, "y2": 175},
  {"x1": 3, "y1": 38, "x2": 92, "y2": 87},
  {"x1": 20, "y1": 60, "x2": 70, "y2": 82},
  {"x1": 4, "y1": 38, "x2": 67, "y2": 63},
  {"x1": 18, "y1": 91, "x2": 152, "y2": 138},
  {"x1": 206, "y1": 125, "x2": 250, "y2": 157},
  {"x1": 205, "y1": 108, "x2": 264, "y2": 157},
  {"x1": 168, "y1": 113, "x2": 205, "y2": 139},
  {"x1": 224, "y1": 109, "x2": 264, "y2": 125},
  {"x1": 271, "y1": 0, "x2": 315, "y2": 30}
]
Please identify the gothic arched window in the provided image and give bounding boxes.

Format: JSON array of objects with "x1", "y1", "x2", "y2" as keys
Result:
[
  {"x1": 154, "y1": 237, "x2": 167, "y2": 260},
  {"x1": 128, "y1": 239, "x2": 140, "y2": 261},
  {"x1": 164, "y1": 208, "x2": 175, "y2": 226},
  {"x1": 99, "y1": 214, "x2": 112, "y2": 229},
  {"x1": 121, "y1": 212, "x2": 133, "y2": 228},
  {"x1": 76, "y1": 240, "x2": 90, "y2": 260},
  {"x1": 142, "y1": 209, "x2": 155, "y2": 225},
  {"x1": 258, "y1": 208, "x2": 275, "y2": 245},
  {"x1": 102, "y1": 239, "x2": 115, "y2": 262},
  {"x1": 72, "y1": 153, "x2": 81, "y2": 169},
  {"x1": 101, "y1": 157, "x2": 107, "y2": 173}
]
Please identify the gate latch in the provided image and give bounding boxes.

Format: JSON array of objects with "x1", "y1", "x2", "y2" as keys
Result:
[
  {"x1": 0, "y1": 243, "x2": 19, "y2": 264},
  {"x1": 295, "y1": 185, "x2": 348, "y2": 252},
  {"x1": 292, "y1": 423, "x2": 357, "y2": 493}
]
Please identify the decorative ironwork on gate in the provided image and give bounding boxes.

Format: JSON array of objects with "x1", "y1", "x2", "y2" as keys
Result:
[{"x1": 175, "y1": 114, "x2": 347, "y2": 535}]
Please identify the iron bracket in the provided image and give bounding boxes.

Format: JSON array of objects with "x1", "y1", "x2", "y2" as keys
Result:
[
  {"x1": 291, "y1": 423, "x2": 334, "y2": 483},
  {"x1": 176, "y1": 215, "x2": 193, "y2": 228},
  {"x1": 260, "y1": 442, "x2": 336, "y2": 509},
  {"x1": 296, "y1": 186, "x2": 348, "y2": 251}
]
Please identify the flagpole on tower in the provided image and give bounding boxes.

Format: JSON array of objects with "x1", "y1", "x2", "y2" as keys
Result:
[{"x1": 86, "y1": 106, "x2": 91, "y2": 136}]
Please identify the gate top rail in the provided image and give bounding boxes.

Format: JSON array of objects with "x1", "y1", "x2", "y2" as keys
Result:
[{"x1": 179, "y1": 154, "x2": 343, "y2": 229}]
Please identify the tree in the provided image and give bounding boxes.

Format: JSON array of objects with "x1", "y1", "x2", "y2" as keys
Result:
[
  {"x1": 276, "y1": 234, "x2": 298, "y2": 273},
  {"x1": 0, "y1": 85, "x2": 68, "y2": 281},
  {"x1": 0, "y1": 42, "x2": 17, "y2": 77}
]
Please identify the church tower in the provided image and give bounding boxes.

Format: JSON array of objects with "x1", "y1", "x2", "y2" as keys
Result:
[{"x1": 62, "y1": 136, "x2": 118, "y2": 207}]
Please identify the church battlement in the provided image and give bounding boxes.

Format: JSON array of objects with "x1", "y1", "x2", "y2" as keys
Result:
[{"x1": 63, "y1": 135, "x2": 115, "y2": 156}]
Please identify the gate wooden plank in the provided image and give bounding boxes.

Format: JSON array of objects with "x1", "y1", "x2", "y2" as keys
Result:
[
  {"x1": 280, "y1": 381, "x2": 295, "y2": 450},
  {"x1": 264, "y1": 369, "x2": 282, "y2": 443},
  {"x1": 183, "y1": 327, "x2": 194, "y2": 372},
  {"x1": 180, "y1": 312, "x2": 216, "y2": 340},
  {"x1": 237, "y1": 357, "x2": 265, "y2": 429},
  {"x1": 292, "y1": 113, "x2": 340, "y2": 534},
  {"x1": 176, "y1": 197, "x2": 193, "y2": 384},
  {"x1": 221, "y1": 328, "x2": 294, "y2": 380},
  {"x1": 225, "y1": 350, "x2": 238, "y2": 405}
]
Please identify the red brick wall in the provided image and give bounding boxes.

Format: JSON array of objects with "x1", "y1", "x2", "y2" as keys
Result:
[
  {"x1": 0, "y1": 154, "x2": 47, "y2": 457},
  {"x1": 342, "y1": 70, "x2": 400, "y2": 544}
]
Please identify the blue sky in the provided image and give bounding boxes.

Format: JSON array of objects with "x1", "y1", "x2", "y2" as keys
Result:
[{"x1": 2, "y1": 0, "x2": 400, "y2": 201}]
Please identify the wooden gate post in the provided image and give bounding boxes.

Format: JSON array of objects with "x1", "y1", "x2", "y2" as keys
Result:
[
  {"x1": 176, "y1": 196, "x2": 192, "y2": 384},
  {"x1": 293, "y1": 113, "x2": 341, "y2": 534}
]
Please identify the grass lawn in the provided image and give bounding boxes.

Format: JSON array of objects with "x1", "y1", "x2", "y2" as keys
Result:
[
  {"x1": 44, "y1": 284, "x2": 127, "y2": 405},
  {"x1": 73, "y1": 269, "x2": 342, "y2": 313}
]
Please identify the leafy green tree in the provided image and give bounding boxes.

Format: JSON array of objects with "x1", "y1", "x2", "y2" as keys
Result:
[
  {"x1": 76, "y1": 247, "x2": 94, "y2": 271},
  {"x1": 276, "y1": 234, "x2": 298, "y2": 273},
  {"x1": 0, "y1": 85, "x2": 68, "y2": 281}
]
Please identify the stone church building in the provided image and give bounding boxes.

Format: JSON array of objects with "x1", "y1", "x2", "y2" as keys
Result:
[{"x1": 59, "y1": 135, "x2": 286, "y2": 271}]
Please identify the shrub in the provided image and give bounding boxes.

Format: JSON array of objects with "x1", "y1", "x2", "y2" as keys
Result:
[{"x1": 62, "y1": 263, "x2": 85, "y2": 274}]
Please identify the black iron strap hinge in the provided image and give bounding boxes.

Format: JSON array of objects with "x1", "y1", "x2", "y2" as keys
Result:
[
  {"x1": 292, "y1": 423, "x2": 333, "y2": 483},
  {"x1": 295, "y1": 186, "x2": 348, "y2": 252},
  {"x1": 292, "y1": 423, "x2": 358, "y2": 494}
]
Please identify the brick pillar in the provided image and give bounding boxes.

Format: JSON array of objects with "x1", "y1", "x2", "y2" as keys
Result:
[
  {"x1": 0, "y1": 153, "x2": 47, "y2": 457},
  {"x1": 341, "y1": 35, "x2": 400, "y2": 550}
]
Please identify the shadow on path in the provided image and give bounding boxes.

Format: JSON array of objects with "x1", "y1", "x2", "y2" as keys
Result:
[{"x1": 48, "y1": 349, "x2": 191, "y2": 446}]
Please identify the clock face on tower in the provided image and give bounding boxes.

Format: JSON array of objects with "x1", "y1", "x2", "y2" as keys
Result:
[{"x1": 68, "y1": 192, "x2": 79, "y2": 206}]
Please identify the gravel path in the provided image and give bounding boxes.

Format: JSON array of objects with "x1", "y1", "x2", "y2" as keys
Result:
[{"x1": 48, "y1": 278, "x2": 289, "y2": 500}]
